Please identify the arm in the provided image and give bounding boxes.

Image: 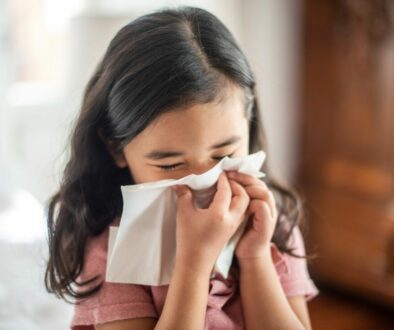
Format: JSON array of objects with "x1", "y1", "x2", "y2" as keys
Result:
[
  {"x1": 154, "y1": 261, "x2": 211, "y2": 329},
  {"x1": 239, "y1": 252, "x2": 311, "y2": 330}
]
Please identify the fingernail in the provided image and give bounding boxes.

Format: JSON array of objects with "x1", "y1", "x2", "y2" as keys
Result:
[{"x1": 227, "y1": 171, "x2": 236, "y2": 177}]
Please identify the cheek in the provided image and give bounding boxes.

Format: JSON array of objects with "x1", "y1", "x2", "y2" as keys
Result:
[
  {"x1": 245, "y1": 125, "x2": 250, "y2": 151},
  {"x1": 237, "y1": 129, "x2": 250, "y2": 155},
  {"x1": 234, "y1": 121, "x2": 250, "y2": 155},
  {"x1": 242, "y1": 137, "x2": 250, "y2": 154}
]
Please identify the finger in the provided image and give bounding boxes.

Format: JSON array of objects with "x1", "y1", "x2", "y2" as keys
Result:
[
  {"x1": 227, "y1": 171, "x2": 266, "y2": 188},
  {"x1": 267, "y1": 190, "x2": 278, "y2": 221},
  {"x1": 209, "y1": 171, "x2": 232, "y2": 213},
  {"x1": 228, "y1": 179, "x2": 250, "y2": 222},
  {"x1": 248, "y1": 200, "x2": 271, "y2": 232},
  {"x1": 243, "y1": 184, "x2": 269, "y2": 200},
  {"x1": 249, "y1": 200, "x2": 271, "y2": 221},
  {"x1": 172, "y1": 185, "x2": 195, "y2": 213},
  {"x1": 243, "y1": 184, "x2": 276, "y2": 219}
]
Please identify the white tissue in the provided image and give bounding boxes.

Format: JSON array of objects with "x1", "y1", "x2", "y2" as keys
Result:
[{"x1": 106, "y1": 150, "x2": 266, "y2": 285}]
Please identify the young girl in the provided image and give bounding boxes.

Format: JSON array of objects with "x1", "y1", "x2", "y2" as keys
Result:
[{"x1": 45, "y1": 6, "x2": 319, "y2": 330}]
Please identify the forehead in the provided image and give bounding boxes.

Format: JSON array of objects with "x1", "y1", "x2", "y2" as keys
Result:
[{"x1": 125, "y1": 85, "x2": 248, "y2": 151}]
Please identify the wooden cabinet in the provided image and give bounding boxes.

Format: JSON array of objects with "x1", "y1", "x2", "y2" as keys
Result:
[{"x1": 297, "y1": 0, "x2": 394, "y2": 307}]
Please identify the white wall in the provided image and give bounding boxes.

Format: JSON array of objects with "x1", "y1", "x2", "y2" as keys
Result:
[{"x1": 240, "y1": 0, "x2": 303, "y2": 185}]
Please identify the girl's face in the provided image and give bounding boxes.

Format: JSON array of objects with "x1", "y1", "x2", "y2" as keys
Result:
[{"x1": 111, "y1": 84, "x2": 250, "y2": 183}]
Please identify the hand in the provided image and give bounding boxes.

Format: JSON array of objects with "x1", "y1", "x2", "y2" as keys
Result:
[
  {"x1": 172, "y1": 171, "x2": 250, "y2": 275},
  {"x1": 226, "y1": 171, "x2": 278, "y2": 264}
]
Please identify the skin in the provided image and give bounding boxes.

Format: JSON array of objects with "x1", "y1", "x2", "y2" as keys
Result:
[{"x1": 99, "y1": 83, "x2": 312, "y2": 330}]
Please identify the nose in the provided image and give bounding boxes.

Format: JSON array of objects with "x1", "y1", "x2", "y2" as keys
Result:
[
  {"x1": 190, "y1": 160, "x2": 217, "y2": 176},
  {"x1": 168, "y1": 160, "x2": 218, "y2": 181}
]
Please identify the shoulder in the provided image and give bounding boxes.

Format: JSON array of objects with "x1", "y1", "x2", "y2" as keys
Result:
[
  {"x1": 271, "y1": 226, "x2": 319, "y2": 301},
  {"x1": 71, "y1": 217, "x2": 158, "y2": 329}
]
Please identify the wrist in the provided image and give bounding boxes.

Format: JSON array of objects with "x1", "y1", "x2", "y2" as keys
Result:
[
  {"x1": 237, "y1": 249, "x2": 272, "y2": 270},
  {"x1": 175, "y1": 255, "x2": 214, "y2": 279}
]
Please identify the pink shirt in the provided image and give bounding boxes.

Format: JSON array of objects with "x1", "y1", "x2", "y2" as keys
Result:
[{"x1": 71, "y1": 218, "x2": 319, "y2": 329}]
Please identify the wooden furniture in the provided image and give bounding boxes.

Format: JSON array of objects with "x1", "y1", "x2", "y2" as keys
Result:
[{"x1": 297, "y1": 0, "x2": 394, "y2": 307}]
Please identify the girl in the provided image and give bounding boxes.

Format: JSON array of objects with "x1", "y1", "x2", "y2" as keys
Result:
[{"x1": 45, "y1": 6, "x2": 319, "y2": 330}]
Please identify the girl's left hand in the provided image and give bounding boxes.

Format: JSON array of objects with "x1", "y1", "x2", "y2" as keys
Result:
[{"x1": 226, "y1": 171, "x2": 278, "y2": 262}]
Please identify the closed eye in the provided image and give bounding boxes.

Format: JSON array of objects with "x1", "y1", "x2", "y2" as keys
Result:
[
  {"x1": 213, "y1": 153, "x2": 234, "y2": 161},
  {"x1": 156, "y1": 153, "x2": 234, "y2": 171},
  {"x1": 157, "y1": 163, "x2": 182, "y2": 171}
]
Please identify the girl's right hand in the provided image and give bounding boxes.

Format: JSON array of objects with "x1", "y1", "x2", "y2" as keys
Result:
[{"x1": 171, "y1": 171, "x2": 250, "y2": 275}]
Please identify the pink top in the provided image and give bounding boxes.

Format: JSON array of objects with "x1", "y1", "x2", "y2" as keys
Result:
[{"x1": 71, "y1": 217, "x2": 319, "y2": 329}]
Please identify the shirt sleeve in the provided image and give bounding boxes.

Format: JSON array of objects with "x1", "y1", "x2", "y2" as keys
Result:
[
  {"x1": 271, "y1": 225, "x2": 319, "y2": 302},
  {"x1": 71, "y1": 222, "x2": 158, "y2": 329}
]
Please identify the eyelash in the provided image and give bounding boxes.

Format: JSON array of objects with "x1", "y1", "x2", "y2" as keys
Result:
[{"x1": 158, "y1": 154, "x2": 234, "y2": 171}]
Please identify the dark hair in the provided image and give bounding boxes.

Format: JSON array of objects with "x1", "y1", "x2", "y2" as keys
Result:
[{"x1": 45, "y1": 5, "x2": 311, "y2": 303}]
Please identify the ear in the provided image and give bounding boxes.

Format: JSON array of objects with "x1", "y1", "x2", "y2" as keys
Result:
[{"x1": 97, "y1": 131, "x2": 128, "y2": 168}]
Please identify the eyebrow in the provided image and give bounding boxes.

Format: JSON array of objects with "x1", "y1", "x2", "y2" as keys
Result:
[{"x1": 144, "y1": 135, "x2": 241, "y2": 160}]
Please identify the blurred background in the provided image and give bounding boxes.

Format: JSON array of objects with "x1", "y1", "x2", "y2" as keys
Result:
[{"x1": 0, "y1": 0, "x2": 393, "y2": 329}]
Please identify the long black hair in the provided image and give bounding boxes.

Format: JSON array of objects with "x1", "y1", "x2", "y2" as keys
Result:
[{"x1": 45, "y1": 6, "x2": 310, "y2": 303}]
